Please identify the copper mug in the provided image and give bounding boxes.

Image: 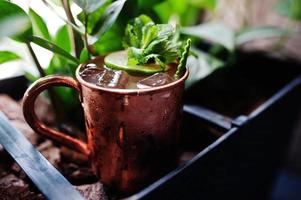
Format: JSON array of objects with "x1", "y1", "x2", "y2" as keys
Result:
[{"x1": 22, "y1": 59, "x2": 188, "y2": 193}]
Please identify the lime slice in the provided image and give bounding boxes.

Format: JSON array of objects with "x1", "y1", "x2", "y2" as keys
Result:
[{"x1": 104, "y1": 50, "x2": 164, "y2": 75}]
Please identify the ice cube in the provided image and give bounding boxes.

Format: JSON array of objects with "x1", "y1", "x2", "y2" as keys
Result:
[
  {"x1": 137, "y1": 73, "x2": 174, "y2": 89},
  {"x1": 97, "y1": 68, "x2": 126, "y2": 88},
  {"x1": 79, "y1": 64, "x2": 104, "y2": 83}
]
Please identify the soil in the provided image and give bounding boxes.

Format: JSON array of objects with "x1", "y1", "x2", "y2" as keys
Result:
[{"x1": 0, "y1": 95, "x2": 107, "y2": 200}]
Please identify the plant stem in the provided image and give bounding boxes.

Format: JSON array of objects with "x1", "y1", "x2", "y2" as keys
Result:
[
  {"x1": 26, "y1": 42, "x2": 62, "y2": 120},
  {"x1": 61, "y1": 0, "x2": 82, "y2": 58},
  {"x1": 84, "y1": 13, "x2": 91, "y2": 59},
  {"x1": 26, "y1": 42, "x2": 46, "y2": 77},
  {"x1": 41, "y1": 0, "x2": 84, "y2": 35},
  {"x1": 61, "y1": 0, "x2": 76, "y2": 25}
]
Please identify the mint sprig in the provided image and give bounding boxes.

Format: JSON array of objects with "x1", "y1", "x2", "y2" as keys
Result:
[{"x1": 123, "y1": 15, "x2": 182, "y2": 70}]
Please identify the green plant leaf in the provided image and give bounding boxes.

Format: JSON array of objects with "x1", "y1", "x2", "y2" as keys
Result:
[
  {"x1": 53, "y1": 86, "x2": 79, "y2": 108},
  {"x1": 138, "y1": 0, "x2": 164, "y2": 8},
  {"x1": 0, "y1": 1, "x2": 32, "y2": 41},
  {"x1": 188, "y1": 0, "x2": 216, "y2": 10},
  {"x1": 53, "y1": 24, "x2": 83, "y2": 58},
  {"x1": 72, "y1": 0, "x2": 107, "y2": 13},
  {"x1": 24, "y1": 71, "x2": 39, "y2": 82},
  {"x1": 276, "y1": 0, "x2": 301, "y2": 21},
  {"x1": 29, "y1": 36, "x2": 79, "y2": 64},
  {"x1": 50, "y1": 0, "x2": 62, "y2": 6},
  {"x1": 153, "y1": 2, "x2": 173, "y2": 24},
  {"x1": 49, "y1": 25, "x2": 73, "y2": 71},
  {"x1": 54, "y1": 25, "x2": 72, "y2": 52},
  {"x1": 185, "y1": 47, "x2": 224, "y2": 89},
  {"x1": 89, "y1": 0, "x2": 126, "y2": 44},
  {"x1": 153, "y1": 0, "x2": 204, "y2": 26},
  {"x1": 41, "y1": 0, "x2": 85, "y2": 35},
  {"x1": 79, "y1": 48, "x2": 90, "y2": 63},
  {"x1": 92, "y1": 24, "x2": 123, "y2": 55},
  {"x1": 46, "y1": 55, "x2": 78, "y2": 108},
  {"x1": 46, "y1": 55, "x2": 76, "y2": 75},
  {"x1": 235, "y1": 26, "x2": 293, "y2": 46},
  {"x1": 181, "y1": 23, "x2": 235, "y2": 51},
  {"x1": 28, "y1": 8, "x2": 51, "y2": 40},
  {"x1": 0, "y1": 51, "x2": 21, "y2": 64},
  {"x1": 77, "y1": 0, "x2": 111, "y2": 34}
]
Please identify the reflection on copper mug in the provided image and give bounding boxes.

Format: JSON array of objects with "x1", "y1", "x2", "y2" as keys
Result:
[{"x1": 22, "y1": 58, "x2": 188, "y2": 193}]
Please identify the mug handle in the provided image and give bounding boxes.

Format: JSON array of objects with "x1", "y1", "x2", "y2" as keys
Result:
[{"x1": 23, "y1": 75, "x2": 89, "y2": 156}]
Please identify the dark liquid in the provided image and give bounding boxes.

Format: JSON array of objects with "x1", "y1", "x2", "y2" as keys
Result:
[{"x1": 79, "y1": 57, "x2": 178, "y2": 89}]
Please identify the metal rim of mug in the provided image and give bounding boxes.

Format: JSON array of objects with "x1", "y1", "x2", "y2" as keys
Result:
[{"x1": 75, "y1": 58, "x2": 189, "y2": 95}]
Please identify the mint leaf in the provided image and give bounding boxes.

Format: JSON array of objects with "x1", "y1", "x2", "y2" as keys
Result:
[
  {"x1": 123, "y1": 14, "x2": 153, "y2": 48},
  {"x1": 123, "y1": 15, "x2": 183, "y2": 70}
]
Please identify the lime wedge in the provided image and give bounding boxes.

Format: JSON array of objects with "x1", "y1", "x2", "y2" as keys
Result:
[{"x1": 104, "y1": 50, "x2": 164, "y2": 75}]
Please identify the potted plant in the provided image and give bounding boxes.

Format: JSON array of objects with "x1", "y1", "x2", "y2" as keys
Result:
[
  {"x1": 0, "y1": 0, "x2": 291, "y2": 117},
  {"x1": 0, "y1": 0, "x2": 130, "y2": 126}
]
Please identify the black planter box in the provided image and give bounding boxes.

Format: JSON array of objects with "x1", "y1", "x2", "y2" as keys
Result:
[
  {"x1": 126, "y1": 53, "x2": 301, "y2": 200},
  {"x1": 1, "y1": 53, "x2": 301, "y2": 200},
  {"x1": 127, "y1": 75, "x2": 301, "y2": 200}
]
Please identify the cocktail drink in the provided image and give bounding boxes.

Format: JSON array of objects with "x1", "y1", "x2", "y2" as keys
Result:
[
  {"x1": 77, "y1": 58, "x2": 184, "y2": 193},
  {"x1": 23, "y1": 15, "x2": 191, "y2": 193},
  {"x1": 79, "y1": 57, "x2": 178, "y2": 89}
]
